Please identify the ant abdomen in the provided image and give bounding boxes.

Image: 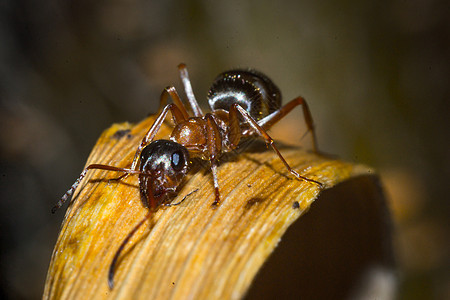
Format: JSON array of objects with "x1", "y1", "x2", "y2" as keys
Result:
[{"x1": 207, "y1": 69, "x2": 282, "y2": 121}]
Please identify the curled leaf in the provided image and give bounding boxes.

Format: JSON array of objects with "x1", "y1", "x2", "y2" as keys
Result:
[{"x1": 44, "y1": 116, "x2": 393, "y2": 299}]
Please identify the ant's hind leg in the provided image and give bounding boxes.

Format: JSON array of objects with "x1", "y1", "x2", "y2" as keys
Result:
[
  {"x1": 230, "y1": 103, "x2": 323, "y2": 188},
  {"x1": 257, "y1": 96, "x2": 319, "y2": 153}
]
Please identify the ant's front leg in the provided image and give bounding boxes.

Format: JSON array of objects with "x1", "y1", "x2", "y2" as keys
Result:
[
  {"x1": 158, "y1": 86, "x2": 190, "y2": 120},
  {"x1": 230, "y1": 103, "x2": 323, "y2": 188},
  {"x1": 111, "y1": 91, "x2": 190, "y2": 183},
  {"x1": 110, "y1": 103, "x2": 183, "y2": 183},
  {"x1": 129, "y1": 103, "x2": 187, "y2": 171},
  {"x1": 257, "y1": 96, "x2": 319, "y2": 153}
]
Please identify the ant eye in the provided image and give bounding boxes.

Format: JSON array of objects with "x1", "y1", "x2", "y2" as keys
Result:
[{"x1": 171, "y1": 151, "x2": 185, "y2": 171}]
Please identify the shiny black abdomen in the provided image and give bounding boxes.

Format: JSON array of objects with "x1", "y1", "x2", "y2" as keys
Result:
[{"x1": 207, "y1": 69, "x2": 282, "y2": 121}]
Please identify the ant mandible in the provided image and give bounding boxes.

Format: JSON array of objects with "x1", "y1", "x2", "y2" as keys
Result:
[{"x1": 52, "y1": 63, "x2": 323, "y2": 289}]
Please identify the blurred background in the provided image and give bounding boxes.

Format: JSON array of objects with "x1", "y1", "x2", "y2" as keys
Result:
[{"x1": 0, "y1": 0, "x2": 448, "y2": 299}]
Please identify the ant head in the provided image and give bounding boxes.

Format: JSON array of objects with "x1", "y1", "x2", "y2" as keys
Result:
[
  {"x1": 207, "y1": 69, "x2": 282, "y2": 121},
  {"x1": 138, "y1": 140, "x2": 190, "y2": 208}
]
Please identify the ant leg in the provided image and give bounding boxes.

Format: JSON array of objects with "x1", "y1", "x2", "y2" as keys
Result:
[
  {"x1": 159, "y1": 86, "x2": 190, "y2": 120},
  {"x1": 108, "y1": 211, "x2": 153, "y2": 289},
  {"x1": 177, "y1": 63, "x2": 204, "y2": 117},
  {"x1": 52, "y1": 164, "x2": 145, "y2": 213},
  {"x1": 114, "y1": 102, "x2": 188, "y2": 183},
  {"x1": 208, "y1": 161, "x2": 221, "y2": 206},
  {"x1": 231, "y1": 104, "x2": 323, "y2": 188},
  {"x1": 257, "y1": 96, "x2": 319, "y2": 153},
  {"x1": 128, "y1": 103, "x2": 187, "y2": 171},
  {"x1": 111, "y1": 103, "x2": 186, "y2": 183},
  {"x1": 227, "y1": 108, "x2": 241, "y2": 148},
  {"x1": 205, "y1": 114, "x2": 223, "y2": 206}
]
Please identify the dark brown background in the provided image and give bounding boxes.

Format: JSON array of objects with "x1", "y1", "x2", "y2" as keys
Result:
[{"x1": 0, "y1": 0, "x2": 448, "y2": 299}]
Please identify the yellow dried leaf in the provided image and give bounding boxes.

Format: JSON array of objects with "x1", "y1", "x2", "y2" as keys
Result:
[{"x1": 43, "y1": 115, "x2": 391, "y2": 299}]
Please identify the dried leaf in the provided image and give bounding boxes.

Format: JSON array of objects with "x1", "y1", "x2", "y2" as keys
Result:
[{"x1": 44, "y1": 116, "x2": 383, "y2": 299}]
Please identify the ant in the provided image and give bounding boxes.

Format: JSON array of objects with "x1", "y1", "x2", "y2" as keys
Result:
[
  {"x1": 52, "y1": 63, "x2": 323, "y2": 289},
  {"x1": 126, "y1": 63, "x2": 322, "y2": 206}
]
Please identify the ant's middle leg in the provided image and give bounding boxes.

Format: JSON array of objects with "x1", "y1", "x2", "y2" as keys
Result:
[
  {"x1": 257, "y1": 96, "x2": 319, "y2": 153},
  {"x1": 230, "y1": 103, "x2": 323, "y2": 188},
  {"x1": 205, "y1": 114, "x2": 223, "y2": 206}
]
